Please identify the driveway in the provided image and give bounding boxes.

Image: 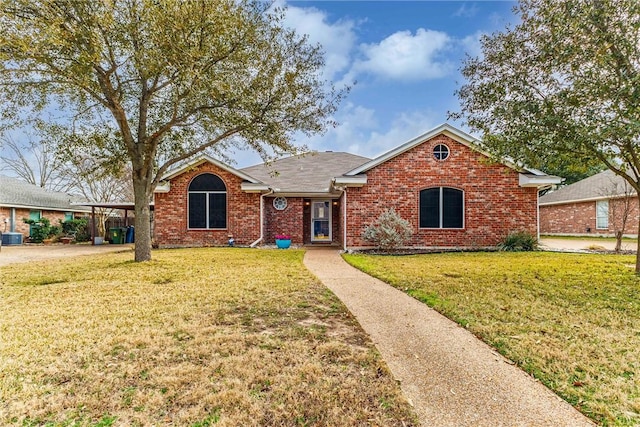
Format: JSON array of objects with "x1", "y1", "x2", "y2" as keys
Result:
[
  {"x1": 539, "y1": 237, "x2": 636, "y2": 252},
  {"x1": 0, "y1": 243, "x2": 134, "y2": 267}
]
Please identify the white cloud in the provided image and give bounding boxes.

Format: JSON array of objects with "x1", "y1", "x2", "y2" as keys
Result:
[
  {"x1": 351, "y1": 110, "x2": 441, "y2": 158},
  {"x1": 277, "y1": 1, "x2": 357, "y2": 81},
  {"x1": 460, "y1": 31, "x2": 486, "y2": 59},
  {"x1": 454, "y1": 3, "x2": 480, "y2": 18},
  {"x1": 348, "y1": 29, "x2": 453, "y2": 82},
  {"x1": 302, "y1": 105, "x2": 441, "y2": 160}
]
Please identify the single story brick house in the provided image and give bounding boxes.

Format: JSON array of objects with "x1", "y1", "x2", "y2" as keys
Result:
[
  {"x1": 153, "y1": 123, "x2": 560, "y2": 250},
  {"x1": 540, "y1": 169, "x2": 639, "y2": 236},
  {"x1": 0, "y1": 175, "x2": 91, "y2": 242}
]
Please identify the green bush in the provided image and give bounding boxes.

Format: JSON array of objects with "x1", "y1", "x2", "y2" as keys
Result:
[
  {"x1": 498, "y1": 231, "x2": 538, "y2": 252},
  {"x1": 23, "y1": 217, "x2": 60, "y2": 243},
  {"x1": 362, "y1": 208, "x2": 413, "y2": 250},
  {"x1": 61, "y1": 218, "x2": 90, "y2": 242}
]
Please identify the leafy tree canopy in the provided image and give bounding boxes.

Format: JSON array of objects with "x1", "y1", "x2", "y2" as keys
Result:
[
  {"x1": 0, "y1": 0, "x2": 345, "y2": 261},
  {"x1": 452, "y1": 0, "x2": 640, "y2": 271},
  {"x1": 453, "y1": 0, "x2": 639, "y2": 185}
]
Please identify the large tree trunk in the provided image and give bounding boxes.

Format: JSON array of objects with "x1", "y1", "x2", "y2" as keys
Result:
[
  {"x1": 636, "y1": 194, "x2": 640, "y2": 274},
  {"x1": 133, "y1": 176, "x2": 153, "y2": 262}
]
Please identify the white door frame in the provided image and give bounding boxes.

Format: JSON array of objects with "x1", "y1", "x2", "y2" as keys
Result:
[{"x1": 310, "y1": 200, "x2": 332, "y2": 242}]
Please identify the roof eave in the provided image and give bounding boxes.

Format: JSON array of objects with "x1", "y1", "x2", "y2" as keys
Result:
[
  {"x1": 518, "y1": 174, "x2": 563, "y2": 188},
  {"x1": 0, "y1": 203, "x2": 91, "y2": 212},
  {"x1": 240, "y1": 183, "x2": 271, "y2": 193},
  {"x1": 160, "y1": 154, "x2": 264, "y2": 184},
  {"x1": 332, "y1": 175, "x2": 368, "y2": 188}
]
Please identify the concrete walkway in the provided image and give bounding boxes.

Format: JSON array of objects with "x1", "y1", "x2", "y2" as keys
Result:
[{"x1": 303, "y1": 249, "x2": 594, "y2": 427}]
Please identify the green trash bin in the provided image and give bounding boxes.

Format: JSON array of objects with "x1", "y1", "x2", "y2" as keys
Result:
[{"x1": 110, "y1": 227, "x2": 124, "y2": 244}]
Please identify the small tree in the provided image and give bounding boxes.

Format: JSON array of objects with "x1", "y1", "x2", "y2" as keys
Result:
[
  {"x1": 363, "y1": 209, "x2": 413, "y2": 251},
  {"x1": 599, "y1": 175, "x2": 636, "y2": 253}
]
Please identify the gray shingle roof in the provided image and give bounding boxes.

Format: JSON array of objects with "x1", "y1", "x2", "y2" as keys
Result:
[
  {"x1": 241, "y1": 152, "x2": 370, "y2": 193},
  {"x1": 0, "y1": 175, "x2": 91, "y2": 212},
  {"x1": 539, "y1": 169, "x2": 636, "y2": 205}
]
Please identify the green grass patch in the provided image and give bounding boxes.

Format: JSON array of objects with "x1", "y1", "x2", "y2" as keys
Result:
[
  {"x1": 1, "y1": 248, "x2": 416, "y2": 426},
  {"x1": 343, "y1": 251, "x2": 640, "y2": 426}
]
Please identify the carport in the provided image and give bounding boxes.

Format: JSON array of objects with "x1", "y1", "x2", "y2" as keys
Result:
[{"x1": 76, "y1": 202, "x2": 154, "y2": 245}]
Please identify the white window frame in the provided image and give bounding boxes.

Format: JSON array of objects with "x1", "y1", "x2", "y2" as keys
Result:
[
  {"x1": 433, "y1": 144, "x2": 450, "y2": 161},
  {"x1": 596, "y1": 200, "x2": 609, "y2": 230}
]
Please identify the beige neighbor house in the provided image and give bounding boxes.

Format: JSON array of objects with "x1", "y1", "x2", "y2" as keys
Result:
[
  {"x1": 539, "y1": 169, "x2": 639, "y2": 237},
  {"x1": 0, "y1": 175, "x2": 91, "y2": 244}
]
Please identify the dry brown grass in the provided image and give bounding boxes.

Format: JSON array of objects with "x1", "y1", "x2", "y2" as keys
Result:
[
  {"x1": 344, "y1": 251, "x2": 640, "y2": 427},
  {"x1": 0, "y1": 248, "x2": 416, "y2": 426}
]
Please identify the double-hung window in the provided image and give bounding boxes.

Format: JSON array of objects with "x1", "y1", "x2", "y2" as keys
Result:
[
  {"x1": 419, "y1": 187, "x2": 464, "y2": 229},
  {"x1": 188, "y1": 174, "x2": 227, "y2": 229},
  {"x1": 596, "y1": 200, "x2": 609, "y2": 229}
]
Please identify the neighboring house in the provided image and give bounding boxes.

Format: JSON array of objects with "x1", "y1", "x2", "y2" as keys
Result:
[
  {"x1": 540, "y1": 169, "x2": 639, "y2": 236},
  {"x1": 0, "y1": 175, "x2": 91, "y2": 239},
  {"x1": 153, "y1": 123, "x2": 560, "y2": 250}
]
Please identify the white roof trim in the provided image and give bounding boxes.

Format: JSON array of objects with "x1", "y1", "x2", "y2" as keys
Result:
[
  {"x1": 539, "y1": 194, "x2": 635, "y2": 206},
  {"x1": 345, "y1": 123, "x2": 545, "y2": 177},
  {"x1": 332, "y1": 175, "x2": 367, "y2": 187},
  {"x1": 268, "y1": 191, "x2": 341, "y2": 198},
  {"x1": 519, "y1": 173, "x2": 563, "y2": 188},
  {"x1": 240, "y1": 183, "x2": 271, "y2": 193},
  {"x1": 155, "y1": 182, "x2": 170, "y2": 193},
  {"x1": 160, "y1": 154, "x2": 264, "y2": 184},
  {"x1": 0, "y1": 203, "x2": 91, "y2": 212}
]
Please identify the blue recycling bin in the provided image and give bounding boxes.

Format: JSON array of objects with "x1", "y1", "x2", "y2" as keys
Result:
[{"x1": 125, "y1": 226, "x2": 135, "y2": 243}]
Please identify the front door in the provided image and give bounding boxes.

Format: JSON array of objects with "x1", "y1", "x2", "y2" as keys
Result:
[{"x1": 311, "y1": 200, "x2": 331, "y2": 242}]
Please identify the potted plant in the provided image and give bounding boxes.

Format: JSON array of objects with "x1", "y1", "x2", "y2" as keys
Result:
[{"x1": 275, "y1": 233, "x2": 291, "y2": 249}]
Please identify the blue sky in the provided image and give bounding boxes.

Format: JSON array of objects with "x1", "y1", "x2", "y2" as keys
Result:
[
  {"x1": 232, "y1": 0, "x2": 518, "y2": 167},
  {"x1": 0, "y1": 1, "x2": 519, "y2": 172}
]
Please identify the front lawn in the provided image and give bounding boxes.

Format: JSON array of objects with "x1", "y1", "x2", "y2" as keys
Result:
[
  {"x1": 0, "y1": 248, "x2": 416, "y2": 426},
  {"x1": 344, "y1": 251, "x2": 640, "y2": 426}
]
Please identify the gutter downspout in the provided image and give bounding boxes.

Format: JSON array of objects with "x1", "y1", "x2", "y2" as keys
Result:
[
  {"x1": 537, "y1": 189, "x2": 540, "y2": 241},
  {"x1": 343, "y1": 187, "x2": 348, "y2": 251},
  {"x1": 537, "y1": 186, "x2": 551, "y2": 241},
  {"x1": 250, "y1": 189, "x2": 274, "y2": 247}
]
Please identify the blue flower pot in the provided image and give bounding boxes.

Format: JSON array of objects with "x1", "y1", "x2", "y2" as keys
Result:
[{"x1": 275, "y1": 239, "x2": 291, "y2": 249}]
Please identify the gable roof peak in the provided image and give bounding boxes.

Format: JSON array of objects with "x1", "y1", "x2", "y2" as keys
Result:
[
  {"x1": 160, "y1": 153, "x2": 263, "y2": 184},
  {"x1": 345, "y1": 123, "x2": 482, "y2": 176}
]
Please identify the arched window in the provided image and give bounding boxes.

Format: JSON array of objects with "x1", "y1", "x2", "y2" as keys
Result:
[
  {"x1": 188, "y1": 174, "x2": 227, "y2": 229},
  {"x1": 419, "y1": 187, "x2": 464, "y2": 229}
]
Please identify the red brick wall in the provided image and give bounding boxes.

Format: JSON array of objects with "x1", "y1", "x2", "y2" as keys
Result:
[
  {"x1": 540, "y1": 197, "x2": 640, "y2": 235},
  {"x1": 265, "y1": 197, "x2": 304, "y2": 244},
  {"x1": 0, "y1": 207, "x2": 86, "y2": 237},
  {"x1": 345, "y1": 135, "x2": 539, "y2": 249},
  {"x1": 154, "y1": 162, "x2": 261, "y2": 247}
]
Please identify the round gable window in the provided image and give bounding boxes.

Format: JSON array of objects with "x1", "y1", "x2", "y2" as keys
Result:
[
  {"x1": 433, "y1": 144, "x2": 450, "y2": 161},
  {"x1": 273, "y1": 196, "x2": 288, "y2": 211}
]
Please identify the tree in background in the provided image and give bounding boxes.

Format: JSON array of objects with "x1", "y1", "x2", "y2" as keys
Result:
[
  {"x1": 599, "y1": 177, "x2": 636, "y2": 254},
  {"x1": 0, "y1": 125, "x2": 133, "y2": 239},
  {"x1": 0, "y1": 124, "x2": 74, "y2": 192},
  {"x1": 452, "y1": 0, "x2": 640, "y2": 271},
  {"x1": 0, "y1": 0, "x2": 344, "y2": 261}
]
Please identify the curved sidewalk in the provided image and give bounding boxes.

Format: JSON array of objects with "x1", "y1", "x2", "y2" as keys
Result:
[{"x1": 303, "y1": 249, "x2": 594, "y2": 427}]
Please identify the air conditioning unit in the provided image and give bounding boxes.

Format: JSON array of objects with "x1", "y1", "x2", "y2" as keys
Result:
[{"x1": 2, "y1": 232, "x2": 23, "y2": 245}]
